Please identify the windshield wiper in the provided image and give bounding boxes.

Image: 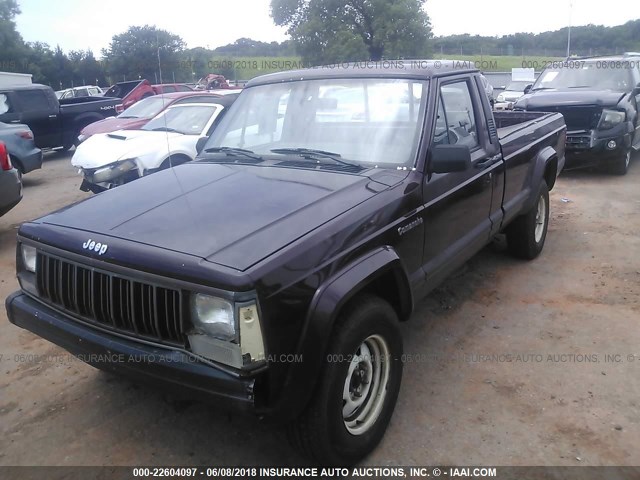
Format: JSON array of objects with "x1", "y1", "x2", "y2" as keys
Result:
[
  {"x1": 531, "y1": 87, "x2": 554, "y2": 91},
  {"x1": 151, "y1": 126, "x2": 180, "y2": 133},
  {"x1": 118, "y1": 115, "x2": 139, "y2": 119},
  {"x1": 270, "y1": 148, "x2": 360, "y2": 169},
  {"x1": 203, "y1": 146, "x2": 263, "y2": 161},
  {"x1": 567, "y1": 85, "x2": 593, "y2": 88}
]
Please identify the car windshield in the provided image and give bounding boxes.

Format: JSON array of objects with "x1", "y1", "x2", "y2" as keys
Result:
[
  {"x1": 204, "y1": 78, "x2": 428, "y2": 167},
  {"x1": 506, "y1": 81, "x2": 531, "y2": 92},
  {"x1": 533, "y1": 64, "x2": 634, "y2": 91},
  {"x1": 142, "y1": 104, "x2": 218, "y2": 135},
  {"x1": 118, "y1": 96, "x2": 171, "y2": 119}
]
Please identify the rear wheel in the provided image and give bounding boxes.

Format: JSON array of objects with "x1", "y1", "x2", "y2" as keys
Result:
[
  {"x1": 609, "y1": 148, "x2": 631, "y2": 175},
  {"x1": 506, "y1": 181, "x2": 549, "y2": 260},
  {"x1": 288, "y1": 294, "x2": 403, "y2": 465}
]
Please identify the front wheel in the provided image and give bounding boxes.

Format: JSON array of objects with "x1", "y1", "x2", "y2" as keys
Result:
[
  {"x1": 288, "y1": 294, "x2": 403, "y2": 465},
  {"x1": 506, "y1": 181, "x2": 550, "y2": 260},
  {"x1": 609, "y1": 148, "x2": 631, "y2": 176}
]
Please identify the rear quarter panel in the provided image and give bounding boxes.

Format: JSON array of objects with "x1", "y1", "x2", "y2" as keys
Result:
[{"x1": 499, "y1": 112, "x2": 566, "y2": 226}]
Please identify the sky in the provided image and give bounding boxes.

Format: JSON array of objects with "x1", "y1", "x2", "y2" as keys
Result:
[{"x1": 14, "y1": 0, "x2": 638, "y2": 56}]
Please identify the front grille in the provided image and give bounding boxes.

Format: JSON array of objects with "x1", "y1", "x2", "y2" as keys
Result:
[
  {"x1": 36, "y1": 252, "x2": 185, "y2": 346},
  {"x1": 531, "y1": 106, "x2": 602, "y2": 131},
  {"x1": 566, "y1": 134, "x2": 592, "y2": 150}
]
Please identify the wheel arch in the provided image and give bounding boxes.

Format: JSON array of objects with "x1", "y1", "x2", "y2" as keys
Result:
[
  {"x1": 265, "y1": 246, "x2": 412, "y2": 422},
  {"x1": 528, "y1": 146, "x2": 557, "y2": 208}
]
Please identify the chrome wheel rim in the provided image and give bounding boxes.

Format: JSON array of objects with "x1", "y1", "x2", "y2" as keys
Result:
[
  {"x1": 534, "y1": 194, "x2": 546, "y2": 243},
  {"x1": 342, "y1": 334, "x2": 390, "y2": 435}
]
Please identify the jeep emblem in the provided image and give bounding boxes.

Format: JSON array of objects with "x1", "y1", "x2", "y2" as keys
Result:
[{"x1": 82, "y1": 239, "x2": 108, "y2": 255}]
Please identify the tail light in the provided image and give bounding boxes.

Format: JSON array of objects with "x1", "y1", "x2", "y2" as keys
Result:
[
  {"x1": 15, "y1": 131, "x2": 33, "y2": 140},
  {"x1": 0, "y1": 142, "x2": 12, "y2": 171},
  {"x1": 116, "y1": 104, "x2": 124, "y2": 114}
]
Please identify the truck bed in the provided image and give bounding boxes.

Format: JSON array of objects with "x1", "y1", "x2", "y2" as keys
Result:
[{"x1": 495, "y1": 110, "x2": 566, "y2": 163}]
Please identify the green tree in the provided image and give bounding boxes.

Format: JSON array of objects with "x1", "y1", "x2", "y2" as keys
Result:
[
  {"x1": 271, "y1": 0, "x2": 432, "y2": 64},
  {"x1": 0, "y1": 0, "x2": 28, "y2": 72},
  {"x1": 102, "y1": 25, "x2": 186, "y2": 83}
]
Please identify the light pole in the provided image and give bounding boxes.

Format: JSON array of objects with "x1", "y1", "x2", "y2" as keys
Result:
[{"x1": 566, "y1": 0, "x2": 573, "y2": 57}]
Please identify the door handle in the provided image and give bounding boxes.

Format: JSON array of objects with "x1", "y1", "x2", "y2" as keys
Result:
[
  {"x1": 475, "y1": 155, "x2": 502, "y2": 169},
  {"x1": 49, "y1": 114, "x2": 57, "y2": 118}
]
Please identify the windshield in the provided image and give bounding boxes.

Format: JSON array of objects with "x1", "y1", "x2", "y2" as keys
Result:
[
  {"x1": 204, "y1": 78, "x2": 428, "y2": 167},
  {"x1": 118, "y1": 96, "x2": 170, "y2": 119},
  {"x1": 142, "y1": 104, "x2": 218, "y2": 135},
  {"x1": 533, "y1": 64, "x2": 634, "y2": 91},
  {"x1": 506, "y1": 81, "x2": 531, "y2": 92}
]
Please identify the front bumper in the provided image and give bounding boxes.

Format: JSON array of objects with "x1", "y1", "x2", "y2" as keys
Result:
[
  {"x1": 564, "y1": 129, "x2": 632, "y2": 168},
  {"x1": 5, "y1": 291, "x2": 257, "y2": 412}
]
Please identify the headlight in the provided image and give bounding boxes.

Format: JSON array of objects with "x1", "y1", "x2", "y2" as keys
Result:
[
  {"x1": 190, "y1": 294, "x2": 236, "y2": 341},
  {"x1": 21, "y1": 244, "x2": 37, "y2": 273},
  {"x1": 91, "y1": 159, "x2": 137, "y2": 183},
  {"x1": 598, "y1": 109, "x2": 625, "y2": 130},
  {"x1": 188, "y1": 293, "x2": 266, "y2": 369}
]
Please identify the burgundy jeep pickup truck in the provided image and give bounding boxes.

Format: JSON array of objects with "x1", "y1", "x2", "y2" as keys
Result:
[{"x1": 7, "y1": 62, "x2": 566, "y2": 465}]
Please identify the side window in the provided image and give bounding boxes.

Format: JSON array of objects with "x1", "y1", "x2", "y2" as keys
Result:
[
  {"x1": 0, "y1": 93, "x2": 13, "y2": 114},
  {"x1": 177, "y1": 85, "x2": 192, "y2": 92},
  {"x1": 15, "y1": 89, "x2": 48, "y2": 112},
  {"x1": 439, "y1": 81, "x2": 479, "y2": 149},
  {"x1": 162, "y1": 86, "x2": 176, "y2": 93}
]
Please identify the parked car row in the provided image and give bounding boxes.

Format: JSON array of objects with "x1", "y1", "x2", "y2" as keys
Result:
[
  {"x1": 0, "y1": 83, "x2": 119, "y2": 151},
  {"x1": 72, "y1": 93, "x2": 239, "y2": 192},
  {"x1": 103, "y1": 80, "x2": 195, "y2": 112}
]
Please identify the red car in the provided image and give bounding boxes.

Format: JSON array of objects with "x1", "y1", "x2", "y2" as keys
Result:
[
  {"x1": 103, "y1": 80, "x2": 194, "y2": 113},
  {"x1": 77, "y1": 91, "x2": 238, "y2": 144}
]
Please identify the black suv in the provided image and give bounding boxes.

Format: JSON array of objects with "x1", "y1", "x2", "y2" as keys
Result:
[{"x1": 515, "y1": 53, "x2": 640, "y2": 174}]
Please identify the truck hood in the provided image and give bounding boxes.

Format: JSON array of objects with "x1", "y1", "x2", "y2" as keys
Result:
[
  {"x1": 515, "y1": 89, "x2": 626, "y2": 110},
  {"x1": 71, "y1": 130, "x2": 185, "y2": 169},
  {"x1": 39, "y1": 162, "x2": 388, "y2": 271},
  {"x1": 80, "y1": 117, "x2": 149, "y2": 137}
]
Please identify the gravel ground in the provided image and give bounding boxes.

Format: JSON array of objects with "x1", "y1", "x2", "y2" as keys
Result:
[{"x1": 0, "y1": 150, "x2": 639, "y2": 468}]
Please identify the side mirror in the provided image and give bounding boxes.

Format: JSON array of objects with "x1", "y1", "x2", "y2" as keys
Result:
[
  {"x1": 633, "y1": 82, "x2": 640, "y2": 95},
  {"x1": 524, "y1": 84, "x2": 533, "y2": 94},
  {"x1": 196, "y1": 137, "x2": 207, "y2": 155},
  {"x1": 430, "y1": 144, "x2": 471, "y2": 174}
]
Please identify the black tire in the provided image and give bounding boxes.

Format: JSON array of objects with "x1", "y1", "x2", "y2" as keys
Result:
[
  {"x1": 287, "y1": 294, "x2": 403, "y2": 465},
  {"x1": 609, "y1": 148, "x2": 631, "y2": 176},
  {"x1": 506, "y1": 181, "x2": 550, "y2": 260}
]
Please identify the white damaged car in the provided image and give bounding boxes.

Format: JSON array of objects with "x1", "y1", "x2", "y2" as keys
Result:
[{"x1": 71, "y1": 95, "x2": 238, "y2": 193}]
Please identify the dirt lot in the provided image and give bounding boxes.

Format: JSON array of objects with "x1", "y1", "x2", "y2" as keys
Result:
[{"x1": 0, "y1": 151, "x2": 639, "y2": 467}]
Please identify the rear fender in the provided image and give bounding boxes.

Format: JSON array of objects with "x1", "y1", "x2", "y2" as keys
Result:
[{"x1": 525, "y1": 146, "x2": 557, "y2": 209}]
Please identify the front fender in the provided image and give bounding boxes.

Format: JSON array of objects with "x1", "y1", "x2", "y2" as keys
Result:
[{"x1": 262, "y1": 246, "x2": 412, "y2": 422}]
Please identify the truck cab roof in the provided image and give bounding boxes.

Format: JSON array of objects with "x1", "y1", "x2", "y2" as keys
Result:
[{"x1": 246, "y1": 60, "x2": 479, "y2": 87}]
